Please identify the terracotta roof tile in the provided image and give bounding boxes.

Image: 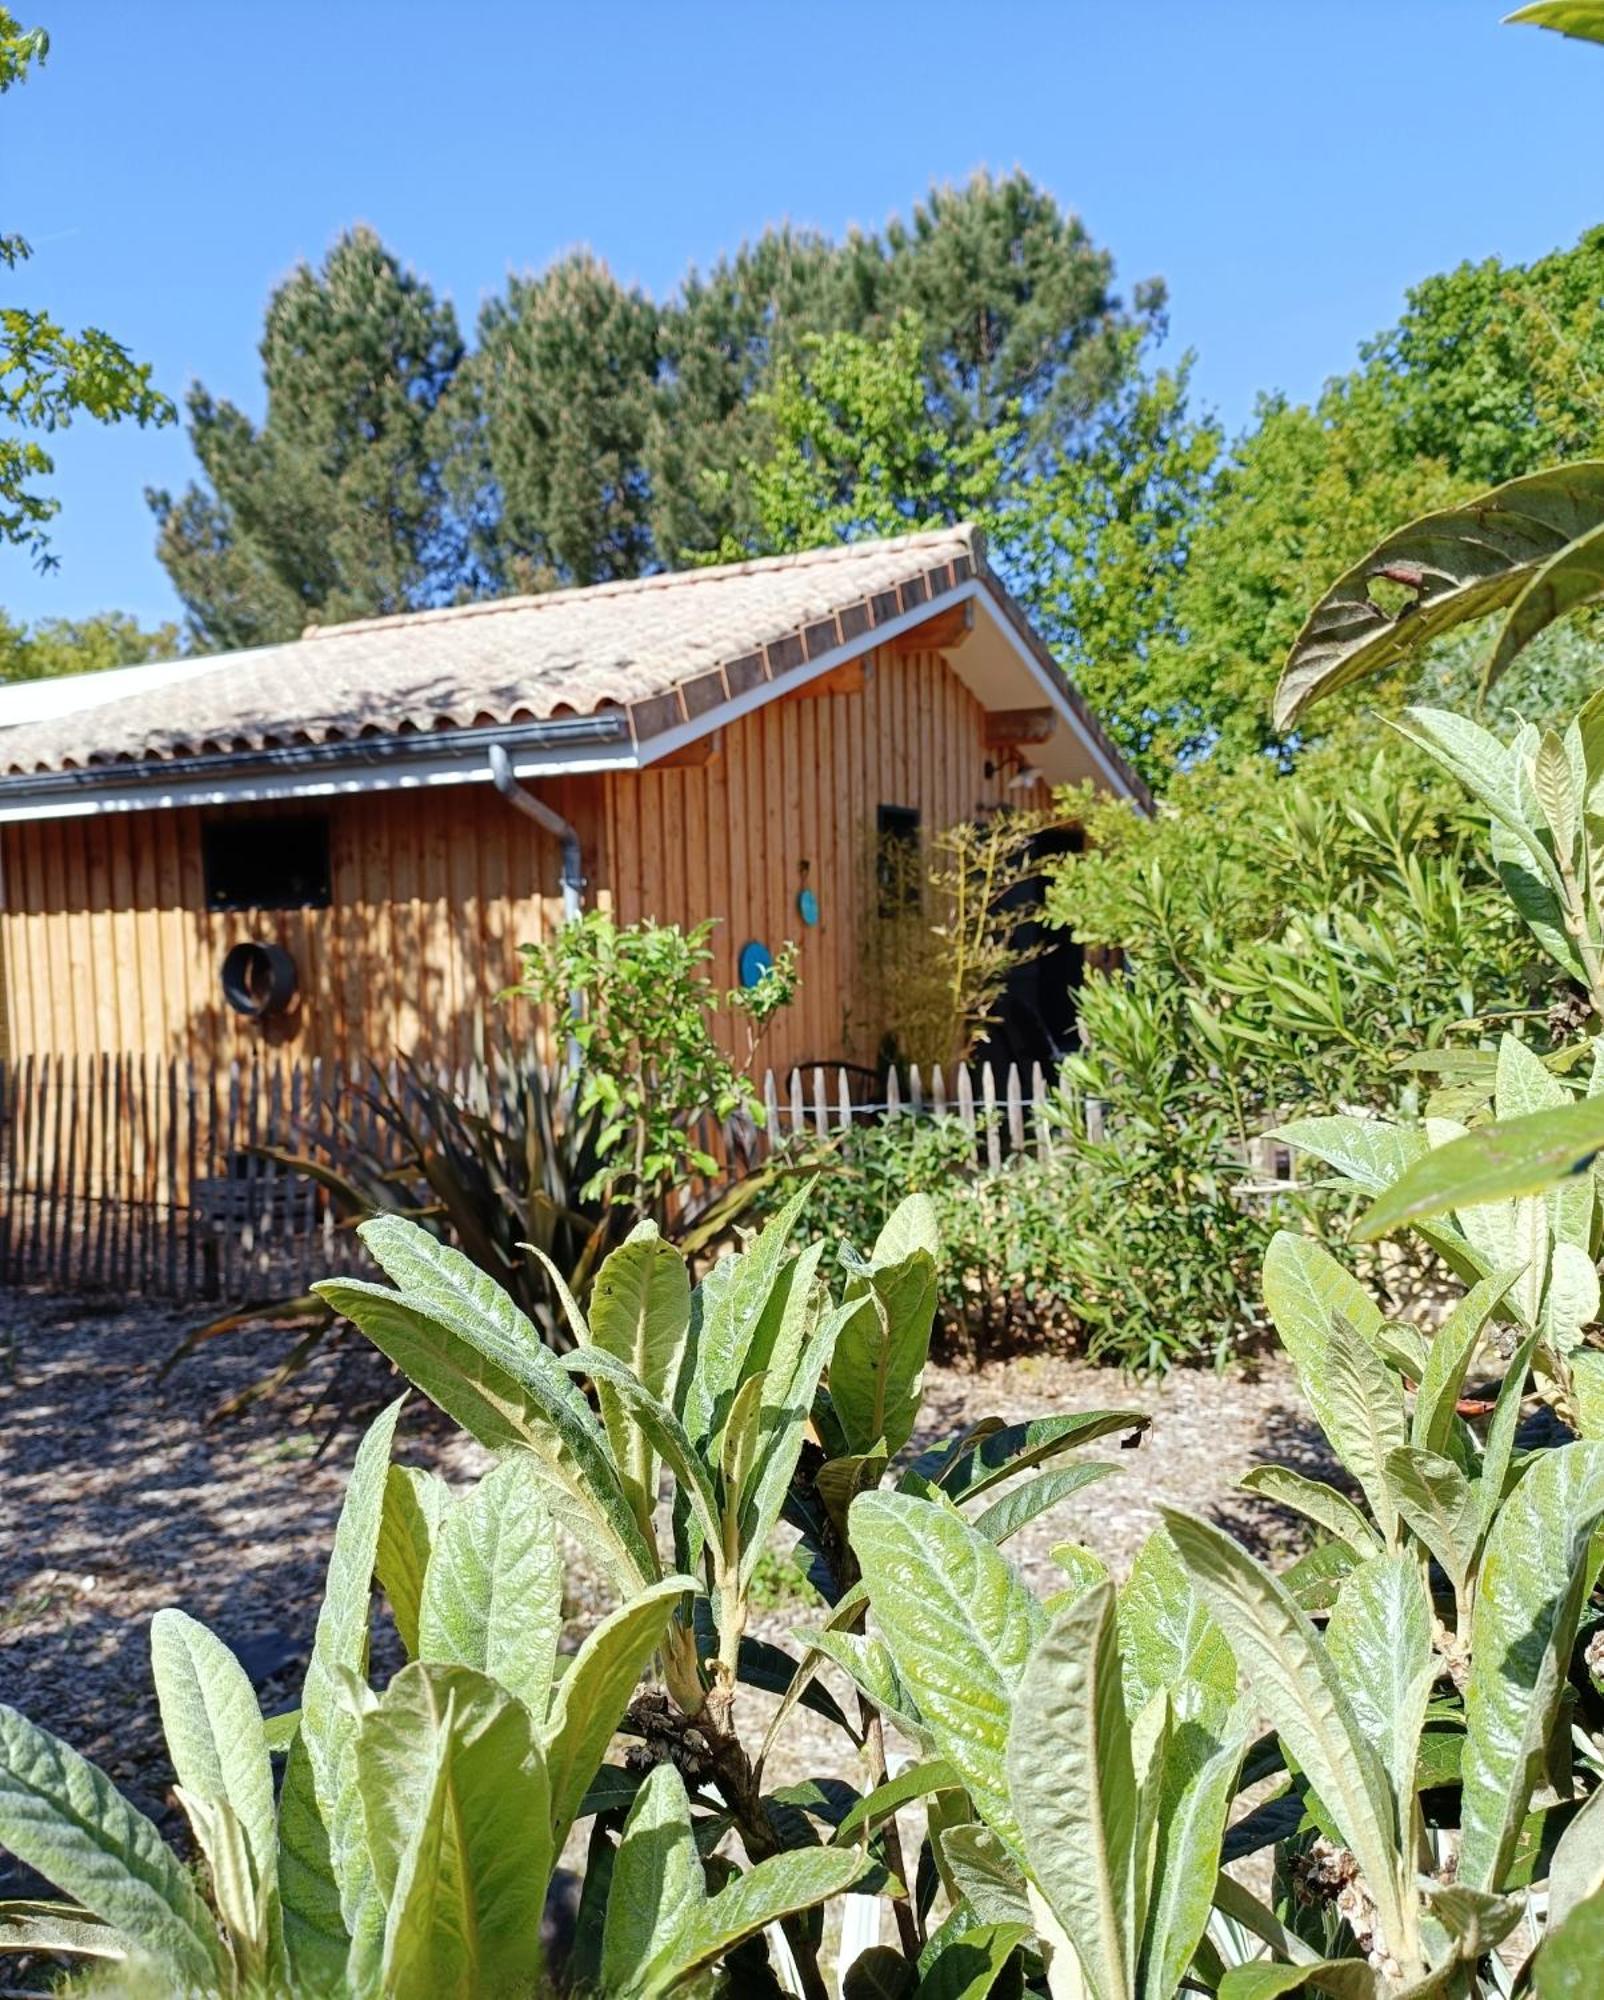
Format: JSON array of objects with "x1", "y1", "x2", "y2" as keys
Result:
[{"x1": 0, "y1": 527, "x2": 980, "y2": 777}]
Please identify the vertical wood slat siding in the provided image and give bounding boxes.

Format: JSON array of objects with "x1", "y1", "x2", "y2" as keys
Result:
[
  {"x1": 604, "y1": 645, "x2": 1006, "y2": 1076},
  {"x1": 0, "y1": 786, "x2": 567, "y2": 1071},
  {"x1": 0, "y1": 644, "x2": 1005, "y2": 1078}
]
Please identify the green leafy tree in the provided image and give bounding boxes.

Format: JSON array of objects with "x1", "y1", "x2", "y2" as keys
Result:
[
  {"x1": 1005, "y1": 331, "x2": 1222, "y2": 764},
  {"x1": 1, "y1": 10, "x2": 174, "y2": 569},
  {"x1": 726, "y1": 311, "x2": 1015, "y2": 557},
  {"x1": 1155, "y1": 226, "x2": 1604, "y2": 765},
  {"x1": 149, "y1": 227, "x2": 473, "y2": 651},
  {"x1": 512, "y1": 914, "x2": 796, "y2": 1207},
  {"x1": 0, "y1": 607, "x2": 180, "y2": 683},
  {"x1": 471, "y1": 251, "x2": 660, "y2": 588},
  {"x1": 725, "y1": 308, "x2": 1219, "y2": 781}
]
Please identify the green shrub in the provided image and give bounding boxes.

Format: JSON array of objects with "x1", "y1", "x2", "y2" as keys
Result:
[{"x1": 787, "y1": 1107, "x2": 1278, "y2": 1368}]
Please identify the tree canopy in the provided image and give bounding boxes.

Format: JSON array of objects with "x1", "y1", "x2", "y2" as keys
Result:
[
  {"x1": 151, "y1": 171, "x2": 1158, "y2": 652},
  {"x1": 147, "y1": 226, "x2": 473, "y2": 651},
  {"x1": 0, "y1": 608, "x2": 180, "y2": 685}
]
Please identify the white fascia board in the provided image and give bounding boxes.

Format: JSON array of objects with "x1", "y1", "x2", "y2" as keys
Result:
[
  {"x1": 636, "y1": 575, "x2": 1140, "y2": 803},
  {"x1": 970, "y1": 587, "x2": 1138, "y2": 802}
]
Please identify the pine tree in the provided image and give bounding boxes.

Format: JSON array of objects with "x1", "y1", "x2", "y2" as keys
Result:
[
  {"x1": 647, "y1": 227, "x2": 852, "y2": 563},
  {"x1": 148, "y1": 227, "x2": 471, "y2": 651},
  {"x1": 874, "y1": 169, "x2": 1155, "y2": 447},
  {"x1": 471, "y1": 252, "x2": 659, "y2": 588}
]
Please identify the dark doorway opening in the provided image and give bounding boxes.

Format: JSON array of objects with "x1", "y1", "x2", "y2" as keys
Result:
[{"x1": 974, "y1": 822, "x2": 1084, "y2": 1071}]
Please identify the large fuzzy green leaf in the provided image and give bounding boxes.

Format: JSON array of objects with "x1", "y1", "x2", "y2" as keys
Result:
[
  {"x1": 1354, "y1": 1097, "x2": 1604, "y2": 1241},
  {"x1": 358, "y1": 1662, "x2": 550, "y2": 2000},
  {"x1": 1273, "y1": 462, "x2": 1604, "y2": 729},
  {"x1": 912, "y1": 1918, "x2": 1030, "y2": 1998},
  {"x1": 680, "y1": 1180, "x2": 812, "y2": 1447},
  {"x1": 1475, "y1": 1330, "x2": 1540, "y2": 1552},
  {"x1": 1117, "y1": 1527, "x2": 1236, "y2": 1728},
  {"x1": 972, "y1": 1462, "x2": 1119, "y2": 1546},
  {"x1": 1218, "y1": 1964, "x2": 1380, "y2": 1999},
  {"x1": 320, "y1": 1228, "x2": 653, "y2": 1593},
  {"x1": 832, "y1": 1203, "x2": 939, "y2": 1457},
  {"x1": 740, "y1": 1272, "x2": 850, "y2": 1588},
  {"x1": 543, "y1": 1575, "x2": 691, "y2": 1854},
  {"x1": 1323, "y1": 1315, "x2": 1408, "y2": 1545},
  {"x1": 0, "y1": 1899, "x2": 129, "y2": 1961},
  {"x1": 376, "y1": 1464, "x2": 449, "y2": 1660},
  {"x1": 937, "y1": 1823, "x2": 1033, "y2": 1930},
  {"x1": 587, "y1": 1221, "x2": 692, "y2": 1520},
  {"x1": 833, "y1": 1759, "x2": 959, "y2": 1844},
  {"x1": 638, "y1": 1846, "x2": 870, "y2": 1997},
  {"x1": 149, "y1": 1608, "x2": 282, "y2": 1971},
  {"x1": 1392, "y1": 708, "x2": 1556, "y2": 882},
  {"x1": 1238, "y1": 1465, "x2": 1380, "y2": 1557},
  {"x1": 1547, "y1": 1783, "x2": 1604, "y2": 1930},
  {"x1": 1411, "y1": 1271, "x2": 1522, "y2": 1460},
  {"x1": 565, "y1": 1345, "x2": 722, "y2": 1561},
  {"x1": 0, "y1": 1707, "x2": 222, "y2": 1989},
  {"x1": 294, "y1": 1396, "x2": 405, "y2": 1964},
  {"x1": 851, "y1": 1491, "x2": 1045, "y2": 1847},
  {"x1": 275, "y1": 1731, "x2": 347, "y2": 1988},
  {"x1": 1510, "y1": 1, "x2": 1604, "y2": 47},
  {"x1": 1007, "y1": 1583, "x2": 1139, "y2": 2000},
  {"x1": 1535, "y1": 1880, "x2": 1604, "y2": 1998},
  {"x1": 1323, "y1": 1555, "x2": 1434, "y2": 1833},
  {"x1": 417, "y1": 1455, "x2": 565, "y2": 1715},
  {"x1": 794, "y1": 1625, "x2": 924, "y2": 1738},
  {"x1": 1143, "y1": 1726, "x2": 1244, "y2": 2000},
  {"x1": 1495, "y1": 518, "x2": 1604, "y2": 684},
  {"x1": 927, "y1": 1410, "x2": 1147, "y2": 1505},
  {"x1": 607, "y1": 1761, "x2": 870, "y2": 1997},
  {"x1": 1271, "y1": 1115, "x2": 1427, "y2": 1194},
  {"x1": 1262, "y1": 1230, "x2": 1386, "y2": 1380},
  {"x1": 1160, "y1": 1509, "x2": 1409, "y2": 1962},
  {"x1": 599, "y1": 1761, "x2": 705, "y2": 1997},
  {"x1": 1383, "y1": 1447, "x2": 1478, "y2": 1600},
  {"x1": 1460, "y1": 1442, "x2": 1604, "y2": 1889}
]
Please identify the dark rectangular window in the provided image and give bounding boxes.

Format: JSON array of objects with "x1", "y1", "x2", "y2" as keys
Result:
[
  {"x1": 203, "y1": 816, "x2": 332, "y2": 911},
  {"x1": 876, "y1": 803, "x2": 921, "y2": 916}
]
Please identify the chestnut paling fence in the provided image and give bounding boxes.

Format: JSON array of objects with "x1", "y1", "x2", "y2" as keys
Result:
[
  {"x1": 0, "y1": 1052, "x2": 1300, "y2": 1304},
  {"x1": 0, "y1": 1050, "x2": 1130, "y2": 1304}
]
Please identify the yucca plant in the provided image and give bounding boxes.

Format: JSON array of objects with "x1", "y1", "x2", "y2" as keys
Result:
[{"x1": 169, "y1": 1042, "x2": 775, "y2": 1417}]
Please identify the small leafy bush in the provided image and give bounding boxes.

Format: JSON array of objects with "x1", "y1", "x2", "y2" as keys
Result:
[{"x1": 785, "y1": 1107, "x2": 1275, "y2": 1367}]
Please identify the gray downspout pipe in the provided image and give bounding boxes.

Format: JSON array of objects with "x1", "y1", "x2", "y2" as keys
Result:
[
  {"x1": 488, "y1": 742, "x2": 585, "y2": 1063},
  {"x1": 487, "y1": 742, "x2": 585, "y2": 923}
]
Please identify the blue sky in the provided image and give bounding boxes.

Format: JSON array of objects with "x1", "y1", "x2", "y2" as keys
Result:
[{"x1": 8, "y1": 0, "x2": 1603, "y2": 629}]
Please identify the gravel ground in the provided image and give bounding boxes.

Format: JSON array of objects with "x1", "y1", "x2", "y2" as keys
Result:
[{"x1": 0, "y1": 1286, "x2": 1334, "y2": 1907}]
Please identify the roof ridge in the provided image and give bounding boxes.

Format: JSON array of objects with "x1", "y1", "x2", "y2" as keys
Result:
[{"x1": 301, "y1": 522, "x2": 978, "y2": 644}]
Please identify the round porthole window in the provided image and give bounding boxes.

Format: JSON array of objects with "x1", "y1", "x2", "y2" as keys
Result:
[
  {"x1": 738, "y1": 940, "x2": 774, "y2": 988},
  {"x1": 220, "y1": 941, "x2": 299, "y2": 1019}
]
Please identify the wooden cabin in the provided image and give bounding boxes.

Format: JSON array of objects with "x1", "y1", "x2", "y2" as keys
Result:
[{"x1": 0, "y1": 525, "x2": 1145, "y2": 1082}]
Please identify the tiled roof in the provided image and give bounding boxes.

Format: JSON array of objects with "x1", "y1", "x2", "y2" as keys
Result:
[{"x1": 0, "y1": 527, "x2": 985, "y2": 777}]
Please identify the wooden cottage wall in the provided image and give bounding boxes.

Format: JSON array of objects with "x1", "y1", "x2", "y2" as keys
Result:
[
  {"x1": 2, "y1": 643, "x2": 1041, "y2": 1082},
  {"x1": 602, "y1": 645, "x2": 1018, "y2": 1077},
  {"x1": 0, "y1": 781, "x2": 592, "y2": 1071}
]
